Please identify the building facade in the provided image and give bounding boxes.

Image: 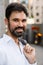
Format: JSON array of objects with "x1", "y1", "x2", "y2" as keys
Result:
[{"x1": 31, "y1": 0, "x2": 43, "y2": 24}]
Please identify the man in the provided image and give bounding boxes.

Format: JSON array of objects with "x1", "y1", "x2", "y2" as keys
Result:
[{"x1": 0, "y1": 3, "x2": 37, "y2": 65}]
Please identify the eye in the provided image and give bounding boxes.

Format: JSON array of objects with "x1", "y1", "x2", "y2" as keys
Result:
[
  {"x1": 12, "y1": 18, "x2": 19, "y2": 22},
  {"x1": 22, "y1": 19, "x2": 27, "y2": 23}
]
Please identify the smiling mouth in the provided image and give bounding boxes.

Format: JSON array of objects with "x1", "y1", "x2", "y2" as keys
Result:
[{"x1": 16, "y1": 29, "x2": 23, "y2": 32}]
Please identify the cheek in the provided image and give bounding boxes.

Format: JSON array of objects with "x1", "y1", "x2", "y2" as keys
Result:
[
  {"x1": 23, "y1": 23, "x2": 27, "y2": 28},
  {"x1": 10, "y1": 22, "x2": 17, "y2": 29}
]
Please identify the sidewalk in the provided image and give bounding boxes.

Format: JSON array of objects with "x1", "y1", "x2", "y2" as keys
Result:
[{"x1": 30, "y1": 44, "x2": 43, "y2": 65}]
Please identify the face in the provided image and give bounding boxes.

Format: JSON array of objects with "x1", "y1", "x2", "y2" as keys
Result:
[{"x1": 7, "y1": 11, "x2": 27, "y2": 37}]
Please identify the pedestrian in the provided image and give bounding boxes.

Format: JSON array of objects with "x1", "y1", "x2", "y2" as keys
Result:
[{"x1": 0, "y1": 2, "x2": 37, "y2": 65}]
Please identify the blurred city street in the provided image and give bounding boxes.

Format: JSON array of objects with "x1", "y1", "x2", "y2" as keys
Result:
[{"x1": 30, "y1": 44, "x2": 43, "y2": 65}]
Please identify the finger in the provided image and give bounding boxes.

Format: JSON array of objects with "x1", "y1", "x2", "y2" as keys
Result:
[
  {"x1": 24, "y1": 44, "x2": 30, "y2": 50},
  {"x1": 25, "y1": 45, "x2": 35, "y2": 53},
  {"x1": 24, "y1": 44, "x2": 32, "y2": 53},
  {"x1": 26, "y1": 44, "x2": 30, "y2": 47}
]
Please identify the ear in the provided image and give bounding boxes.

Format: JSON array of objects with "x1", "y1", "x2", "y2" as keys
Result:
[
  {"x1": 4, "y1": 18, "x2": 9, "y2": 32},
  {"x1": 4, "y1": 18, "x2": 8, "y2": 25}
]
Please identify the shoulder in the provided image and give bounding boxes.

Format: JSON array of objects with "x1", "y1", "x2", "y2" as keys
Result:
[
  {"x1": 0, "y1": 35, "x2": 4, "y2": 43},
  {"x1": 0, "y1": 37, "x2": 4, "y2": 47},
  {"x1": 0, "y1": 36, "x2": 6, "y2": 51}
]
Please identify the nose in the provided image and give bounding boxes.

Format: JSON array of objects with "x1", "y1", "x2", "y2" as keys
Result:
[{"x1": 18, "y1": 21, "x2": 23, "y2": 27}]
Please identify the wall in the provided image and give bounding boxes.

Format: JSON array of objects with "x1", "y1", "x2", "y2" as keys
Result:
[{"x1": 0, "y1": 0, "x2": 5, "y2": 37}]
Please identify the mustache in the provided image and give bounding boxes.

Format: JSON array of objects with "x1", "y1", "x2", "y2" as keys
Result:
[{"x1": 15, "y1": 26, "x2": 24, "y2": 30}]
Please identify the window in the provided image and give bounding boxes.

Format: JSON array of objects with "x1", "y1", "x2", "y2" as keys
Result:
[
  {"x1": 42, "y1": 6, "x2": 43, "y2": 8},
  {"x1": 31, "y1": 6, "x2": 33, "y2": 10},
  {"x1": 20, "y1": 0, "x2": 28, "y2": 9},
  {"x1": 37, "y1": 0, "x2": 39, "y2": 1},
  {"x1": 36, "y1": 19, "x2": 39, "y2": 22},
  {"x1": 36, "y1": 13, "x2": 39, "y2": 16},
  {"x1": 36, "y1": 6, "x2": 39, "y2": 9},
  {"x1": 20, "y1": 0, "x2": 28, "y2": 4}
]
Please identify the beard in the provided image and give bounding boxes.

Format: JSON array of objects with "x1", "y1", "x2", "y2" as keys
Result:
[{"x1": 8, "y1": 22, "x2": 26, "y2": 38}]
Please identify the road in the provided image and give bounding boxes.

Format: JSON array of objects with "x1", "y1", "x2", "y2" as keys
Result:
[{"x1": 30, "y1": 44, "x2": 43, "y2": 65}]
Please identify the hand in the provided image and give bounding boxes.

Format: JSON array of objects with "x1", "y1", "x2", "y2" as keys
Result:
[{"x1": 23, "y1": 44, "x2": 36, "y2": 64}]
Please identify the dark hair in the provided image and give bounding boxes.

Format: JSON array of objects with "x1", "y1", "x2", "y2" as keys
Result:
[{"x1": 5, "y1": 2, "x2": 28, "y2": 19}]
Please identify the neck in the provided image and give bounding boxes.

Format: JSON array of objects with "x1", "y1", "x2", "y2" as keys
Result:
[{"x1": 6, "y1": 31, "x2": 19, "y2": 46}]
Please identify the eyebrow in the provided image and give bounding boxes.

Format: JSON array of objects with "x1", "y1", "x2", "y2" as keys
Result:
[
  {"x1": 22, "y1": 19, "x2": 27, "y2": 21},
  {"x1": 11, "y1": 18, "x2": 27, "y2": 21}
]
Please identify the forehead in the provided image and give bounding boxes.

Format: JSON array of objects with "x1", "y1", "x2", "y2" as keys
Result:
[{"x1": 9, "y1": 11, "x2": 27, "y2": 19}]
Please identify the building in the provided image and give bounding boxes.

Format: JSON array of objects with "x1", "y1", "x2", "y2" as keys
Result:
[{"x1": 31, "y1": 0, "x2": 43, "y2": 24}]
